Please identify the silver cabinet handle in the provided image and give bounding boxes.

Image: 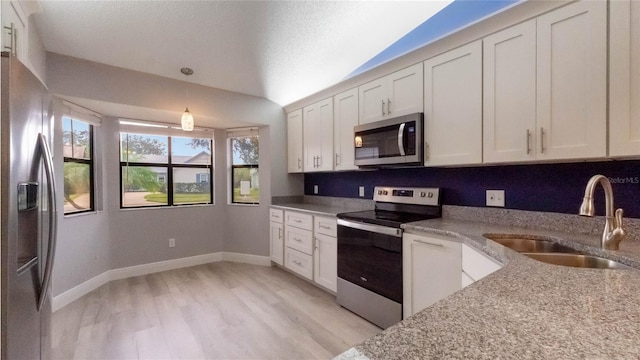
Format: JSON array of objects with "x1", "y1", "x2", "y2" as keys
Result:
[
  {"x1": 425, "y1": 142, "x2": 430, "y2": 160},
  {"x1": 297, "y1": 158, "x2": 301, "y2": 169},
  {"x1": 526, "y1": 129, "x2": 531, "y2": 155},
  {"x1": 293, "y1": 260, "x2": 302, "y2": 266},
  {"x1": 3, "y1": 23, "x2": 16, "y2": 56},
  {"x1": 293, "y1": 219, "x2": 302, "y2": 223},
  {"x1": 335, "y1": 153, "x2": 339, "y2": 166},
  {"x1": 278, "y1": 228, "x2": 282, "y2": 239},
  {"x1": 387, "y1": 98, "x2": 391, "y2": 114},
  {"x1": 381, "y1": 99, "x2": 386, "y2": 115},
  {"x1": 540, "y1": 127, "x2": 545, "y2": 153},
  {"x1": 293, "y1": 237, "x2": 302, "y2": 242},
  {"x1": 37, "y1": 133, "x2": 58, "y2": 311},
  {"x1": 319, "y1": 224, "x2": 331, "y2": 230},
  {"x1": 317, "y1": 156, "x2": 321, "y2": 168},
  {"x1": 397, "y1": 122, "x2": 406, "y2": 156},
  {"x1": 414, "y1": 239, "x2": 444, "y2": 248}
]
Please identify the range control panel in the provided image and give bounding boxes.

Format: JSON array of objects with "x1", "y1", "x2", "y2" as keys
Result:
[{"x1": 373, "y1": 186, "x2": 440, "y2": 206}]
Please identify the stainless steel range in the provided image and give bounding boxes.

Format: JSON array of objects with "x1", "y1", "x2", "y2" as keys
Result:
[{"x1": 336, "y1": 186, "x2": 441, "y2": 329}]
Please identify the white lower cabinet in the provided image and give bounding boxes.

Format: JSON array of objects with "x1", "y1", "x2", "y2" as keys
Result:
[
  {"x1": 314, "y1": 233, "x2": 337, "y2": 292},
  {"x1": 276, "y1": 209, "x2": 338, "y2": 292},
  {"x1": 403, "y1": 233, "x2": 462, "y2": 319},
  {"x1": 269, "y1": 209, "x2": 284, "y2": 265},
  {"x1": 285, "y1": 247, "x2": 313, "y2": 280},
  {"x1": 461, "y1": 244, "x2": 502, "y2": 288}
]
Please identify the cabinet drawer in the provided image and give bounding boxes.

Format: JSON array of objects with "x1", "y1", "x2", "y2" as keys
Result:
[
  {"x1": 269, "y1": 208, "x2": 284, "y2": 224},
  {"x1": 285, "y1": 211, "x2": 313, "y2": 230},
  {"x1": 285, "y1": 247, "x2": 313, "y2": 280},
  {"x1": 462, "y1": 244, "x2": 502, "y2": 281},
  {"x1": 314, "y1": 216, "x2": 337, "y2": 237},
  {"x1": 285, "y1": 226, "x2": 313, "y2": 255}
]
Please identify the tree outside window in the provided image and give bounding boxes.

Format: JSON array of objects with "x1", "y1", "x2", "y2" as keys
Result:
[
  {"x1": 231, "y1": 136, "x2": 259, "y2": 204},
  {"x1": 63, "y1": 117, "x2": 94, "y2": 214},
  {"x1": 120, "y1": 132, "x2": 213, "y2": 207}
]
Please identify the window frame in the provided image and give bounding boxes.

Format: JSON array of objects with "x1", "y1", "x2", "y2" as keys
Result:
[
  {"x1": 119, "y1": 132, "x2": 214, "y2": 209},
  {"x1": 230, "y1": 134, "x2": 259, "y2": 205},
  {"x1": 63, "y1": 117, "x2": 96, "y2": 215}
]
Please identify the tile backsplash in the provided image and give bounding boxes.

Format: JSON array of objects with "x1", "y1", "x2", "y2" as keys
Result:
[{"x1": 304, "y1": 160, "x2": 640, "y2": 218}]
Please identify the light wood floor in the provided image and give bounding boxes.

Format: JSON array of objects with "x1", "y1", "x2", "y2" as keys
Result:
[{"x1": 52, "y1": 262, "x2": 382, "y2": 360}]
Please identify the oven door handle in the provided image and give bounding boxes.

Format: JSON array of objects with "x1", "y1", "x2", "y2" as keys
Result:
[{"x1": 337, "y1": 219, "x2": 402, "y2": 237}]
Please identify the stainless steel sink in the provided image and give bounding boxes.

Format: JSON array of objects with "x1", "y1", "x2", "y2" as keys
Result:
[
  {"x1": 522, "y1": 253, "x2": 634, "y2": 270},
  {"x1": 484, "y1": 234, "x2": 578, "y2": 253}
]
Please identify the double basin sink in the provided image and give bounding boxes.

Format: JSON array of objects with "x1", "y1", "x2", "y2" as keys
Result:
[{"x1": 484, "y1": 234, "x2": 634, "y2": 270}]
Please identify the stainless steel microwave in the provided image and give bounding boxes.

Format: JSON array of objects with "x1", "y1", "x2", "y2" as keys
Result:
[{"x1": 354, "y1": 113, "x2": 423, "y2": 167}]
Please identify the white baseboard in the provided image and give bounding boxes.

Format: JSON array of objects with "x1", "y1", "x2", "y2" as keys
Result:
[{"x1": 52, "y1": 252, "x2": 270, "y2": 312}]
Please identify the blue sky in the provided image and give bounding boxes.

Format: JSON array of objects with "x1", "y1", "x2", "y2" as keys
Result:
[{"x1": 349, "y1": 0, "x2": 520, "y2": 77}]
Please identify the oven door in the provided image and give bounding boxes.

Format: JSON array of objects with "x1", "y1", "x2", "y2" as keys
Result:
[{"x1": 337, "y1": 219, "x2": 403, "y2": 303}]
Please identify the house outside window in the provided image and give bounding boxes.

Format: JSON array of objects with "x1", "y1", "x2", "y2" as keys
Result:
[
  {"x1": 63, "y1": 117, "x2": 94, "y2": 214},
  {"x1": 119, "y1": 122, "x2": 214, "y2": 208},
  {"x1": 229, "y1": 129, "x2": 259, "y2": 204}
]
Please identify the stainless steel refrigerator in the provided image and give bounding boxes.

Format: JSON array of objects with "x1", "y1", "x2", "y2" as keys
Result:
[{"x1": 1, "y1": 52, "x2": 57, "y2": 359}]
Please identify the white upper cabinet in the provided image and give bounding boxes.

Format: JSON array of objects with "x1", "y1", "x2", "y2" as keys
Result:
[
  {"x1": 536, "y1": 0, "x2": 607, "y2": 160},
  {"x1": 303, "y1": 98, "x2": 333, "y2": 172},
  {"x1": 610, "y1": 0, "x2": 640, "y2": 157},
  {"x1": 483, "y1": 20, "x2": 537, "y2": 163},
  {"x1": 424, "y1": 41, "x2": 482, "y2": 166},
  {"x1": 287, "y1": 109, "x2": 303, "y2": 173},
  {"x1": 359, "y1": 63, "x2": 423, "y2": 124},
  {"x1": 333, "y1": 88, "x2": 359, "y2": 171},
  {"x1": 483, "y1": 0, "x2": 606, "y2": 164}
]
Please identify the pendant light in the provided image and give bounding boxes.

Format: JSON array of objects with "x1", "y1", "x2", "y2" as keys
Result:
[{"x1": 180, "y1": 67, "x2": 195, "y2": 131}]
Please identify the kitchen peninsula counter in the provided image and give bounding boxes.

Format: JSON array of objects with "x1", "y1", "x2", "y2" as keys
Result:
[{"x1": 338, "y1": 217, "x2": 640, "y2": 359}]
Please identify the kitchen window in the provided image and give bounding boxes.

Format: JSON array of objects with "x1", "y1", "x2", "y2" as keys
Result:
[
  {"x1": 228, "y1": 128, "x2": 259, "y2": 204},
  {"x1": 63, "y1": 117, "x2": 95, "y2": 214},
  {"x1": 119, "y1": 120, "x2": 214, "y2": 208}
]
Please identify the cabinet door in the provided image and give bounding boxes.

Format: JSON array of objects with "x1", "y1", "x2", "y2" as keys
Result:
[
  {"x1": 536, "y1": 0, "x2": 607, "y2": 160},
  {"x1": 270, "y1": 222, "x2": 284, "y2": 265},
  {"x1": 424, "y1": 41, "x2": 482, "y2": 166},
  {"x1": 359, "y1": 77, "x2": 387, "y2": 124},
  {"x1": 314, "y1": 233, "x2": 337, "y2": 292},
  {"x1": 483, "y1": 20, "x2": 537, "y2": 163},
  {"x1": 334, "y1": 88, "x2": 359, "y2": 171},
  {"x1": 402, "y1": 233, "x2": 461, "y2": 318},
  {"x1": 461, "y1": 244, "x2": 502, "y2": 282},
  {"x1": 387, "y1": 63, "x2": 423, "y2": 118},
  {"x1": 610, "y1": 0, "x2": 640, "y2": 157},
  {"x1": 287, "y1": 109, "x2": 303, "y2": 173},
  {"x1": 1, "y1": 1, "x2": 26, "y2": 63},
  {"x1": 303, "y1": 98, "x2": 333, "y2": 172}
]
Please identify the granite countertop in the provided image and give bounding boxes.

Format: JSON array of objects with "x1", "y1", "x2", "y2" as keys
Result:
[
  {"x1": 271, "y1": 202, "x2": 372, "y2": 217},
  {"x1": 341, "y1": 218, "x2": 640, "y2": 359}
]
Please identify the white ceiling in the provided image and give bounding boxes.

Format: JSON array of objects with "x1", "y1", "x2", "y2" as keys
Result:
[{"x1": 34, "y1": 1, "x2": 451, "y2": 107}]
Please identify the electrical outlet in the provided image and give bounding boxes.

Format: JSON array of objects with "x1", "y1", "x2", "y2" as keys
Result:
[
  {"x1": 313, "y1": 185, "x2": 319, "y2": 194},
  {"x1": 486, "y1": 190, "x2": 505, "y2": 207},
  {"x1": 169, "y1": 238, "x2": 176, "y2": 248},
  {"x1": 359, "y1": 186, "x2": 365, "y2": 197}
]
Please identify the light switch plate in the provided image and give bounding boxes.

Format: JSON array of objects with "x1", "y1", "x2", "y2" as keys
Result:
[
  {"x1": 486, "y1": 190, "x2": 505, "y2": 207},
  {"x1": 313, "y1": 185, "x2": 319, "y2": 194},
  {"x1": 359, "y1": 186, "x2": 365, "y2": 197}
]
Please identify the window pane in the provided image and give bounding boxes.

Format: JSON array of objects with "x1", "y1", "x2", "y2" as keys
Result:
[
  {"x1": 172, "y1": 136, "x2": 212, "y2": 165},
  {"x1": 121, "y1": 165, "x2": 168, "y2": 207},
  {"x1": 173, "y1": 167, "x2": 211, "y2": 205},
  {"x1": 232, "y1": 167, "x2": 259, "y2": 203},
  {"x1": 63, "y1": 117, "x2": 91, "y2": 159},
  {"x1": 120, "y1": 133, "x2": 168, "y2": 163},
  {"x1": 64, "y1": 162, "x2": 91, "y2": 213},
  {"x1": 232, "y1": 137, "x2": 259, "y2": 165}
]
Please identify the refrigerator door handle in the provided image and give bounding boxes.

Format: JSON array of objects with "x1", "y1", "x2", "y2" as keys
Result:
[{"x1": 37, "y1": 133, "x2": 57, "y2": 311}]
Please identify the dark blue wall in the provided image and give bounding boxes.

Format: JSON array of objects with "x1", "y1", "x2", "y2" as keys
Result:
[{"x1": 304, "y1": 160, "x2": 640, "y2": 218}]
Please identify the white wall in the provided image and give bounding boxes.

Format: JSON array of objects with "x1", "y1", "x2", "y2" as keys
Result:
[{"x1": 47, "y1": 53, "x2": 303, "y2": 297}]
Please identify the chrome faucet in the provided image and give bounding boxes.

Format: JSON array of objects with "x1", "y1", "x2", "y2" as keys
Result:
[{"x1": 579, "y1": 174, "x2": 625, "y2": 250}]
